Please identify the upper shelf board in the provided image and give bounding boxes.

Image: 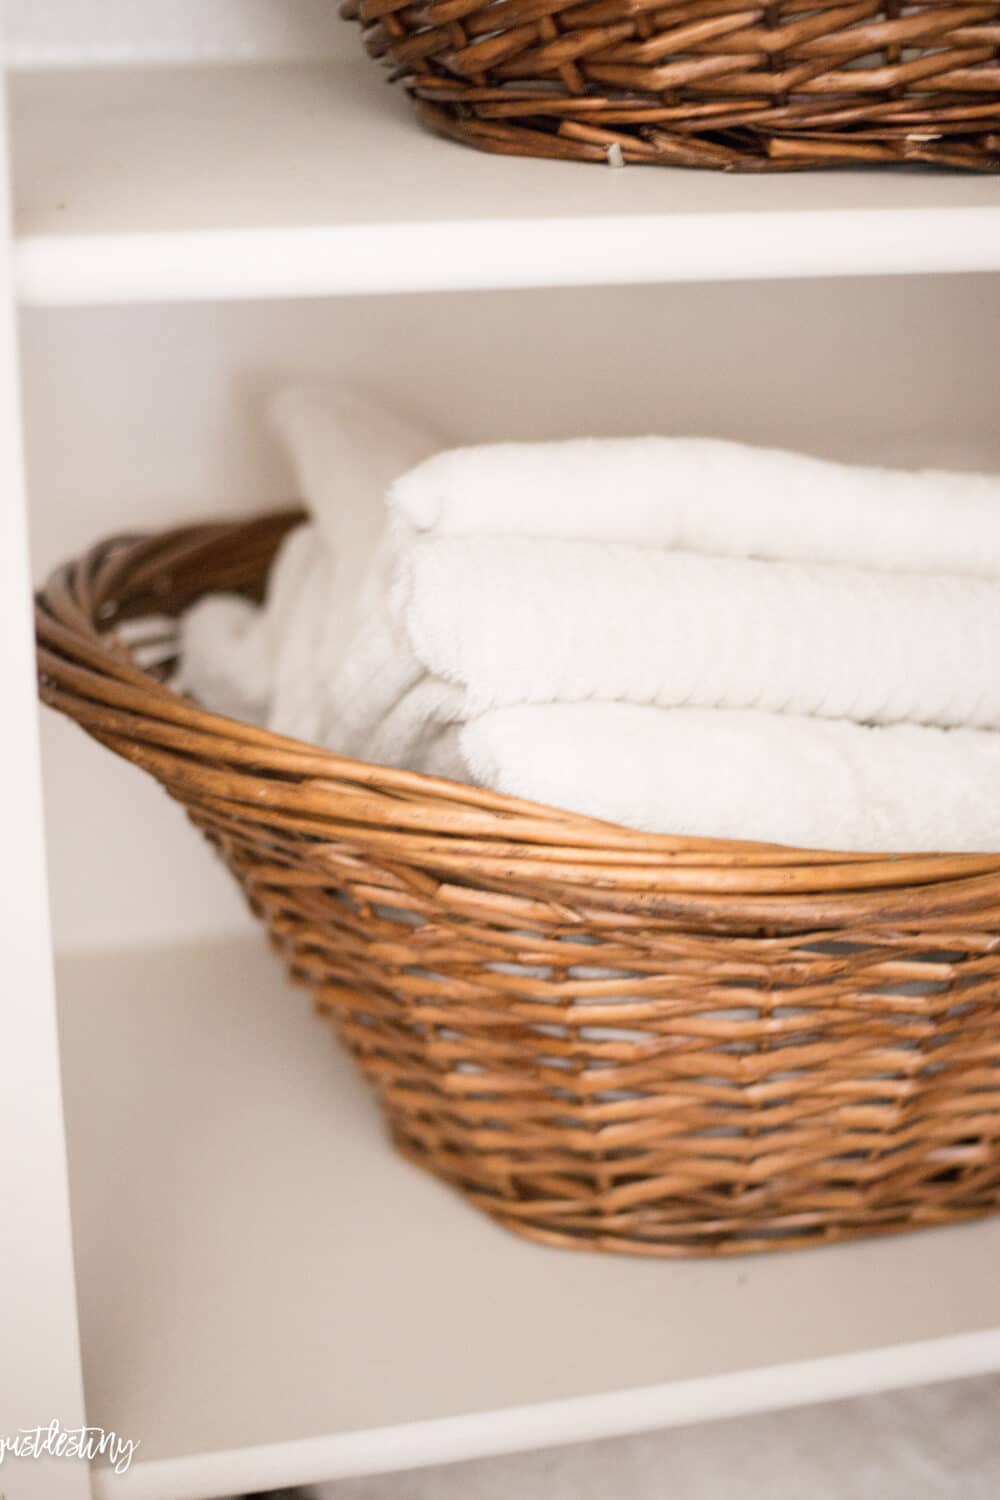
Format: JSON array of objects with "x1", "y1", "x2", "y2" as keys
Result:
[{"x1": 11, "y1": 63, "x2": 1000, "y2": 306}]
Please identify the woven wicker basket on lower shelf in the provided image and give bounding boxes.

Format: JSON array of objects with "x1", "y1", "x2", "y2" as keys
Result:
[
  {"x1": 36, "y1": 511, "x2": 1000, "y2": 1257},
  {"x1": 340, "y1": 0, "x2": 1000, "y2": 171}
]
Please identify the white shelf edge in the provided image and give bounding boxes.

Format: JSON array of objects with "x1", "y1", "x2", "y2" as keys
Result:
[
  {"x1": 16, "y1": 205, "x2": 1000, "y2": 308},
  {"x1": 97, "y1": 1326, "x2": 1000, "y2": 1499}
]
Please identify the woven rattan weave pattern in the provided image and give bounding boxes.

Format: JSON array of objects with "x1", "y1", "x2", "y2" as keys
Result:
[
  {"x1": 340, "y1": 0, "x2": 1000, "y2": 169},
  {"x1": 36, "y1": 514, "x2": 1000, "y2": 1256}
]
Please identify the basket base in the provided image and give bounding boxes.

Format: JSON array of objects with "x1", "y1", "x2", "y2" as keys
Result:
[
  {"x1": 390, "y1": 1128, "x2": 1000, "y2": 1258},
  {"x1": 413, "y1": 98, "x2": 1000, "y2": 174},
  {"x1": 305, "y1": 994, "x2": 1000, "y2": 1261}
]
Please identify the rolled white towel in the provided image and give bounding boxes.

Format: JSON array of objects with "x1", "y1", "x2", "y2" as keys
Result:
[
  {"x1": 393, "y1": 436, "x2": 1000, "y2": 577},
  {"x1": 404, "y1": 535, "x2": 1000, "y2": 727},
  {"x1": 459, "y1": 703, "x2": 1000, "y2": 853},
  {"x1": 324, "y1": 534, "x2": 1000, "y2": 766}
]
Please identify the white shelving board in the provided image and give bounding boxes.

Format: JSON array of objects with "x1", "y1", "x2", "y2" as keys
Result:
[
  {"x1": 60, "y1": 935, "x2": 1000, "y2": 1500},
  {"x1": 7, "y1": 11, "x2": 999, "y2": 1497},
  {"x1": 4, "y1": 0, "x2": 348, "y2": 68},
  {"x1": 11, "y1": 61, "x2": 1000, "y2": 306}
]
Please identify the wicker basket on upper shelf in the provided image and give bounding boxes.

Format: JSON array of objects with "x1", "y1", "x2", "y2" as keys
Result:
[
  {"x1": 339, "y1": 0, "x2": 1000, "y2": 170},
  {"x1": 36, "y1": 513, "x2": 1000, "y2": 1258}
]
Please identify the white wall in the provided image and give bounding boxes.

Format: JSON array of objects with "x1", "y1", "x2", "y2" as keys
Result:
[
  {"x1": 24, "y1": 278, "x2": 1000, "y2": 580},
  {"x1": 5, "y1": 0, "x2": 349, "y2": 67}
]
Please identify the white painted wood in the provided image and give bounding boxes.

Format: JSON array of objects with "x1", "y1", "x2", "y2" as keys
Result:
[
  {"x1": 7, "y1": 17, "x2": 998, "y2": 1493},
  {"x1": 297, "y1": 1374, "x2": 1000, "y2": 1500},
  {"x1": 0, "y1": 69, "x2": 90, "y2": 1500},
  {"x1": 59, "y1": 936, "x2": 1000, "y2": 1500},
  {"x1": 5, "y1": 0, "x2": 348, "y2": 68},
  {"x1": 87, "y1": 1338, "x2": 1000, "y2": 1498},
  {"x1": 22, "y1": 282, "x2": 1000, "y2": 952},
  {"x1": 10, "y1": 64, "x2": 1000, "y2": 306}
]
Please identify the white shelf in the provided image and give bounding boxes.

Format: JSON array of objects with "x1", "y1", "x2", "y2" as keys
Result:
[
  {"x1": 12, "y1": 62, "x2": 1000, "y2": 306},
  {"x1": 4, "y1": 0, "x2": 348, "y2": 70},
  {"x1": 59, "y1": 935, "x2": 1000, "y2": 1500}
]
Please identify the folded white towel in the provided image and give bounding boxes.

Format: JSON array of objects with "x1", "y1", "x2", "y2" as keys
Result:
[
  {"x1": 459, "y1": 704, "x2": 1000, "y2": 851},
  {"x1": 332, "y1": 536, "x2": 1000, "y2": 750},
  {"x1": 394, "y1": 437, "x2": 1000, "y2": 576},
  {"x1": 178, "y1": 387, "x2": 1000, "y2": 853}
]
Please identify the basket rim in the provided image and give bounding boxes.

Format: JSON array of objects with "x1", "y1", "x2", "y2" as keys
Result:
[{"x1": 34, "y1": 508, "x2": 1000, "y2": 903}]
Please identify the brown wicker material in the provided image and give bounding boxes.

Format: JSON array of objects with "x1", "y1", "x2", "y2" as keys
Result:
[
  {"x1": 340, "y1": 0, "x2": 1000, "y2": 170},
  {"x1": 36, "y1": 513, "x2": 1000, "y2": 1257}
]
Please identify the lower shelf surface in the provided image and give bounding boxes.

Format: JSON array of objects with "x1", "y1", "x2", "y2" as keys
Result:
[{"x1": 57, "y1": 936, "x2": 1000, "y2": 1499}]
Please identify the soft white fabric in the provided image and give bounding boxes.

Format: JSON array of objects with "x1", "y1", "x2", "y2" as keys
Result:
[
  {"x1": 176, "y1": 518, "x2": 322, "y2": 729},
  {"x1": 322, "y1": 486, "x2": 1000, "y2": 850},
  {"x1": 393, "y1": 436, "x2": 1000, "y2": 575},
  {"x1": 177, "y1": 385, "x2": 449, "y2": 744},
  {"x1": 334, "y1": 537, "x2": 1000, "y2": 743},
  {"x1": 177, "y1": 389, "x2": 1000, "y2": 853},
  {"x1": 459, "y1": 704, "x2": 1000, "y2": 850}
]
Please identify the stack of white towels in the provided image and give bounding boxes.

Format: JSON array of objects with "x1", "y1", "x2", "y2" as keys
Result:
[{"x1": 178, "y1": 387, "x2": 1000, "y2": 853}]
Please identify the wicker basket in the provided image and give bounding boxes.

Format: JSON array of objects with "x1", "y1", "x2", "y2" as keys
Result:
[
  {"x1": 37, "y1": 512, "x2": 1000, "y2": 1257},
  {"x1": 340, "y1": 0, "x2": 1000, "y2": 170}
]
